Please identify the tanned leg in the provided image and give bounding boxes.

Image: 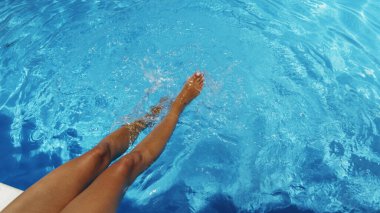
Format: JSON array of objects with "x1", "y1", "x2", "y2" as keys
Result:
[
  {"x1": 61, "y1": 72, "x2": 205, "y2": 213},
  {"x1": 2, "y1": 101, "x2": 166, "y2": 213}
]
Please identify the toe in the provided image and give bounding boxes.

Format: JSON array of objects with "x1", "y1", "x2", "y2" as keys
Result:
[
  {"x1": 199, "y1": 77, "x2": 205, "y2": 84},
  {"x1": 196, "y1": 73, "x2": 204, "y2": 81}
]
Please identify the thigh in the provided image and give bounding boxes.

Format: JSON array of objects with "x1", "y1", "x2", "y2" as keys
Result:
[
  {"x1": 2, "y1": 144, "x2": 111, "y2": 213},
  {"x1": 3, "y1": 118, "x2": 152, "y2": 213},
  {"x1": 61, "y1": 151, "x2": 144, "y2": 213}
]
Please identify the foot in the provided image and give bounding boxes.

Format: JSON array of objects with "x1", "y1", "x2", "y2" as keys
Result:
[
  {"x1": 172, "y1": 72, "x2": 205, "y2": 113},
  {"x1": 135, "y1": 97, "x2": 170, "y2": 128},
  {"x1": 149, "y1": 97, "x2": 169, "y2": 115}
]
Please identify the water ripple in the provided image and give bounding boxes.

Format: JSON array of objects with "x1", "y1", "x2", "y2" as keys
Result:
[{"x1": 1, "y1": 0, "x2": 380, "y2": 212}]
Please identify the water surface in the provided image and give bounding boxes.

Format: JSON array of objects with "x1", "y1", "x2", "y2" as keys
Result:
[{"x1": 1, "y1": 0, "x2": 380, "y2": 212}]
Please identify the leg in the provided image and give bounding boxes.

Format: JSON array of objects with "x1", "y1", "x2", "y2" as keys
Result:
[
  {"x1": 2, "y1": 101, "x2": 165, "y2": 213},
  {"x1": 61, "y1": 72, "x2": 204, "y2": 213}
]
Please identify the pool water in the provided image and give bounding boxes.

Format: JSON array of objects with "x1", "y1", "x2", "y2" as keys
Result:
[{"x1": 1, "y1": 0, "x2": 380, "y2": 212}]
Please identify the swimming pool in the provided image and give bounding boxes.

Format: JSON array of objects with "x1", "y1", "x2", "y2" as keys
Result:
[{"x1": 1, "y1": 0, "x2": 379, "y2": 212}]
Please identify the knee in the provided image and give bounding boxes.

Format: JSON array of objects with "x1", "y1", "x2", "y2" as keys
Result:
[
  {"x1": 89, "y1": 144, "x2": 111, "y2": 166},
  {"x1": 129, "y1": 151, "x2": 144, "y2": 166},
  {"x1": 122, "y1": 151, "x2": 144, "y2": 169},
  {"x1": 114, "y1": 151, "x2": 144, "y2": 175}
]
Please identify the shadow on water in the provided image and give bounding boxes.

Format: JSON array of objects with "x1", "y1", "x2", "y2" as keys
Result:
[
  {"x1": 117, "y1": 182, "x2": 315, "y2": 213},
  {"x1": 0, "y1": 112, "x2": 66, "y2": 190}
]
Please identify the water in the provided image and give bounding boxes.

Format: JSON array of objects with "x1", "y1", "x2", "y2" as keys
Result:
[{"x1": 1, "y1": 0, "x2": 380, "y2": 212}]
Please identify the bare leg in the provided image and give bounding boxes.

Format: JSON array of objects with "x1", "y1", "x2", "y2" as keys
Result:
[
  {"x1": 61, "y1": 72, "x2": 205, "y2": 213},
  {"x1": 2, "y1": 101, "x2": 166, "y2": 213}
]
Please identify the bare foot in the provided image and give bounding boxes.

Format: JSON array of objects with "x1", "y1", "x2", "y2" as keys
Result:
[
  {"x1": 149, "y1": 97, "x2": 169, "y2": 115},
  {"x1": 134, "y1": 97, "x2": 170, "y2": 128},
  {"x1": 172, "y1": 72, "x2": 204, "y2": 113}
]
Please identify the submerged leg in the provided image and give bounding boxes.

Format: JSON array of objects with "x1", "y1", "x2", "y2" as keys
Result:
[
  {"x1": 2, "y1": 101, "x2": 165, "y2": 213},
  {"x1": 61, "y1": 72, "x2": 205, "y2": 213}
]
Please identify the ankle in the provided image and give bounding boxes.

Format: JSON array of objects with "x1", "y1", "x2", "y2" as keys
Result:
[
  {"x1": 170, "y1": 100, "x2": 185, "y2": 114},
  {"x1": 168, "y1": 104, "x2": 183, "y2": 117}
]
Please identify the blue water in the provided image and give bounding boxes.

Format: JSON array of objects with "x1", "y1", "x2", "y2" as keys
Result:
[{"x1": 1, "y1": 0, "x2": 380, "y2": 212}]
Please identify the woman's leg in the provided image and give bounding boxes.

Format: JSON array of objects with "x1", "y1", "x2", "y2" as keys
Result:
[
  {"x1": 2, "y1": 102, "x2": 165, "y2": 213},
  {"x1": 61, "y1": 72, "x2": 204, "y2": 213}
]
